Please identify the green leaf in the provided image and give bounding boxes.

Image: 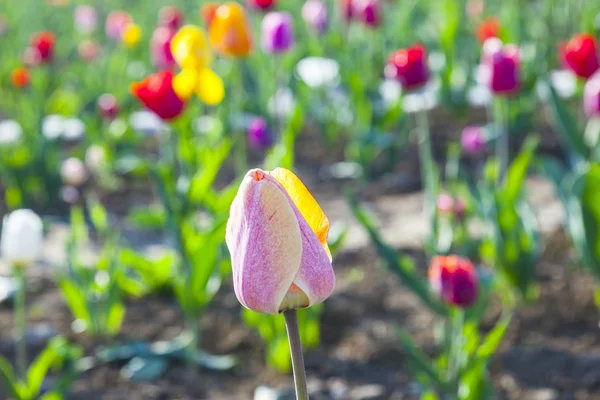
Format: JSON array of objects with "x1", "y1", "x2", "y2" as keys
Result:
[
  {"x1": 0, "y1": 354, "x2": 19, "y2": 399},
  {"x1": 475, "y1": 312, "x2": 512, "y2": 361},
  {"x1": 120, "y1": 357, "x2": 168, "y2": 382},
  {"x1": 501, "y1": 137, "x2": 539, "y2": 204},
  {"x1": 126, "y1": 206, "x2": 167, "y2": 230},
  {"x1": 264, "y1": 105, "x2": 304, "y2": 170},
  {"x1": 268, "y1": 337, "x2": 291, "y2": 373},
  {"x1": 106, "y1": 303, "x2": 125, "y2": 336},
  {"x1": 40, "y1": 392, "x2": 63, "y2": 400},
  {"x1": 59, "y1": 280, "x2": 91, "y2": 325},
  {"x1": 26, "y1": 338, "x2": 68, "y2": 399},
  {"x1": 581, "y1": 164, "x2": 600, "y2": 263},
  {"x1": 188, "y1": 139, "x2": 232, "y2": 204},
  {"x1": 88, "y1": 198, "x2": 108, "y2": 234}
]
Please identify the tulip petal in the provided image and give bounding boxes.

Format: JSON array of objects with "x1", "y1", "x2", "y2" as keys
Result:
[
  {"x1": 171, "y1": 25, "x2": 213, "y2": 69},
  {"x1": 173, "y1": 69, "x2": 198, "y2": 101},
  {"x1": 226, "y1": 170, "x2": 303, "y2": 314},
  {"x1": 269, "y1": 168, "x2": 331, "y2": 258},
  {"x1": 195, "y1": 67, "x2": 225, "y2": 105}
]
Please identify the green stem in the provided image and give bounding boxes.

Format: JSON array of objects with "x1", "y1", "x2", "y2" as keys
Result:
[
  {"x1": 283, "y1": 310, "x2": 309, "y2": 400},
  {"x1": 494, "y1": 98, "x2": 509, "y2": 183},
  {"x1": 447, "y1": 307, "x2": 465, "y2": 388},
  {"x1": 232, "y1": 60, "x2": 247, "y2": 175},
  {"x1": 185, "y1": 314, "x2": 199, "y2": 375},
  {"x1": 14, "y1": 266, "x2": 27, "y2": 380},
  {"x1": 416, "y1": 103, "x2": 436, "y2": 223}
]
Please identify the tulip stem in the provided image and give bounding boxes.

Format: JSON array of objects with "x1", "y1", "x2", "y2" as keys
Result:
[
  {"x1": 416, "y1": 103, "x2": 437, "y2": 224},
  {"x1": 494, "y1": 98, "x2": 509, "y2": 183},
  {"x1": 14, "y1": 266, "x2": 27, "y2": 380},
  {"x1": 283, "y1": 309, "x2": 309, "y2": 400}
]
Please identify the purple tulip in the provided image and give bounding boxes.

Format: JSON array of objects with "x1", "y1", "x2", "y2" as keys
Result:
[
  {"x1": 460, "y1": 126, "x2": 486, "y2": 155},
  {"x1": 248, "y1": 117, "x2": 274, "y2": 150},
  {"x1": 584, "y1": 72, "x2": 600, "y2": 118},
  {"x1": 301, "y1": 0, "x2": 329, "y2": 35},
  {"x1": 485, "y1": 43, "x2": 521, "y2": 95},
  {"x1": 74, "y1": 5, "x2": 98, "y2": 34},
  {"x1": 261, "y1": 12, "x2": 294, "y2": 54}
]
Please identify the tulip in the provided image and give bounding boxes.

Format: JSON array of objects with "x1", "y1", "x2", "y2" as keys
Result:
[
  {"x1": 0, "y1": 120, "x2": 23, "y2": 146},
  {"x1": 340, "y1": 0, "x2": 354, "y2": 22},
  {"x1": 561, "y1": 34, "x2": 600, "y2": 80},
  {"x1": 158, "y1": 5, "x2": 184, "y2": 30},
  {"x1": 301, "y1": 0, "x2": 329, "y2": 35},
  {"x1": 261, "y1": 12, "x2": 294, "y2": 54},
  {"x1": 247, "y1": 0, "x2": 277, "y2": 10},
  {"x1": 353, "y1": 0, "x2": 381, "y2": 28},
  {"x1": 60, "y1": 158, "x2": 88, "y2": 187},
  {"x1": 11, "y1": 68, "x2": 30, "y2": 88},
  {"x1": 477, "y1": 17, "x2": 500, "y2": 44},
  {"x1": 209, "y1": 2, "x2": 253, "y2": 57},
  {"x1": 584, "y1": 72, "x2": 600, "y2": 117},
  {"x1": 461, "y1": 125, "x2": 486, "y2": 155},
  {"x1": 1, "y1": 209, "x2": 43, "y2": 267},
  {"x1": 97, "y1": 94, "x2": 119, "y2": 120},
  {"x1": 486, "y1": 44, "x2": 520, "y2": 95},
  {"x1": 387, "y1": 44, "x2": 430, "y2": 91},
  {"x1": 429, "y1": 255, "x2": 478, "y2": 308},
  {"x1": 105, "y1": 10, "x2": 132, "y2": 40},
  {"x1": 171, "y1": 25, "x2": 225, "y2": 105},
  {"x1": 201, "y1": 3, "x2": 219, "y2": 28},
  {"x1": 122, "y1": 23, "x2": 142, "y2": 48},
  {"x1": 30, "y1": 31, "x2": 56, "y2": 63},
  {"x1": 436, "y1": 194, "x2": 455, "y2": 217},
  {"x1": 85, "y1": 145, "x2": 107, "y2": 172},
  {"x1": 78, "y1": 39, "x2": 101, "y2": 62},
  {"x1": 74, "y1": 5, "x2": 98, "y2": 34},
  {"x1": 248, "y1": 117, "x2": 273, "y2": 150},
  {"x1": 226, "y1": 168, "x2": 335, "y2": 314},
  {"x1": 131, "y1": 71, "x2": 186, "y2": 120},
  {"x1": 151, "y1": 26, "x2": 177, "y2": 70}
]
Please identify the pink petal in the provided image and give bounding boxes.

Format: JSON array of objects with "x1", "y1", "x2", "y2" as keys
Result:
[{"x1": 226, "y1": 170, "x2": 303, "y2": 314}]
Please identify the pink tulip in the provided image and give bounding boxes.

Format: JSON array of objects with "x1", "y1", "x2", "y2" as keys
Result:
[
  {"x1": 150, "y1": 26, "x2": 177, "y2": 70},
  {"x1": 105, "y1": 10, "x2": 132, "y2": 40},
  {"x1": 226, "y1": 168, "x2": 335, "y2": 314}
]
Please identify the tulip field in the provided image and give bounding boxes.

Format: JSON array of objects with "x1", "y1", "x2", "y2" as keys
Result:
[{"x1": 3, "y1": 0, "x2": 600, "y2": 399}]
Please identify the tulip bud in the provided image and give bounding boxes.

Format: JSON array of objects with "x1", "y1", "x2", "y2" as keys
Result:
[
  {"x1": 158, "y1": 6, "x2": 184, "y2": 30},
  {"x1": 1, "y1": 209, "x2": 43, "y2": 267},
  {"x1": 248, "y1": 117, "x2": 273, "y2": 150},
  {"x1": 301, "y1": 0, "x2": 329, "y2": 35},
  {"x1": 584, "y1": 72, "x2": 600, "y2": 118},
  {"x1": 209, "y1": 2, "x2": 253, "y2": 57},
  {"x1": 247, "y1": 0, "x2": 277, "y2": 10},
  {"x1": 151, "y1": 26, "x2": 177, "y2": 70},
  {"x1": 561, "y1": 34, "x2": 600, "y2": 80},
  {"x1": 226, "y1": 168, "x2": 335, "y2": 314},
  {"x1": 261, "y1": 12, "x2": 294, "y2": 54},
  {"x1": 353, "y1": 0, "x2": 381, "y2": 28},
  {"x1": 97, "y1": 94, "x2": 119, "y2": 120},
  {"x1": 486, "y1": 44, "x2": 520, "y2": 95},
  {"x1": 11, "y1": 68, "x2": 30, "y2": 88},
  {"x1": 74, "y1": 5, "x2": 98, "y2": 34},
  {"x1": 477, "y1": 16, "x2": 500, "y2": 44},
  {"x1": 105, "y1": 10, "x2": 132, "y2": 41},
  {"x1": 78, "y1": 39, "x2": 101, "y2": 62},
  {"x1": 429, "y1": 255, "x2": 478, "y2": 308},
  {"x1": 460, "y1": 125, "x2": 486, "y2": 155},
  {"x1": 61, "y1": 158, "x2": 88, "y2": 187},
  {"x1": 386, "y1": 44, "x2": 430, "y2": 91},
  {"x1": 30, "y1": 31, "x2": 56, "y2": 64}
]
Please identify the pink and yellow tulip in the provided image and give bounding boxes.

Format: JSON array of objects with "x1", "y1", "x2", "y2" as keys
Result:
[{"x1": 226, "y1": 168, "x2": 335, "y2": 315}]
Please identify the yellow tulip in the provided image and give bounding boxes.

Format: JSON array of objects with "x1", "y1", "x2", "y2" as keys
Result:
[
  {"x1": 122, "y1": 23, "x2": 142, "y2": 48},
  {"x1": 170, "y1": 25, "x2": 213, "y2": 69}
]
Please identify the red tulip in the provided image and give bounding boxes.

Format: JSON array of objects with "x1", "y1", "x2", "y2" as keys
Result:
[
  {"x1": 246, "y1": 0, "x2": 277, "y2": 10},
  {"x1": 561, "y1": 34, "x2": 600, "y2": 79},
  {"x1": 158, "y1": 6, "x2": 184, "y2": 30},
  {"x1": 30, "y1": 31, "x2": 56, "y2": 63},
  {"x1": 429, "y1": 255, "x2": 478, "y2": 308},
  {"x1": 130, "y1": 71, "x2": 185, "y2": 120},
  {"x1": 486, "y1": 44, "x2": 520, "y2": 95},
  {"x1": 477, "y1": 17, "x2": 500, "y2": 44},
  {"x1": 151, "y1": 26, "x2": 177, "y2": 70},
  {"x1": 386, "y1": 44, "x2": 430, "y2": 91}
]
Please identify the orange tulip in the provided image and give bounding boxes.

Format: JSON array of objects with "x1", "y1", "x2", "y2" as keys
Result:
[
  {"x1": 201, "y1": 3, "x2": 219, "y2": 28},
  {"x1": 11, "y1": 68, "x2": 30, "y2": 88},
  {"x1": 209, "y1": 2, "x2": 253, "y2": 57}
]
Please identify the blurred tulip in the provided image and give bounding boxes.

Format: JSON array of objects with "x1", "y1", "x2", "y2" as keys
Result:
[
  {"x1": 1, "y1": 209, "x2": 43, "y2": 267},
  {"x1": 11, "y1": 68, "x2": 30, "y2": 88},
  {"x1": 340, "y1": 0, "x2": 354, "y2": 21},
  {"x1": 131, "y1": 70, "x2": 185, "y2": 120},
  {"x1": 78, "y1": 39, "x2": 101, "y2": 62},
  {"x1": 429, "y1": 255, "x2": 478, "y2": 308},
  {"x1": 61, "y1": 158, "x2": 88, "y2": 187},
  {"x1": 296, "y1": 57, "x2": 340, "y2": 88},
  {"x1": 387, "y1": 44, "x2": 430, "y2": 91},
  {"x1": 201, "y1": 3, "x2": 219, "y2": 28},
  {"x1": 226, "y1": 168, "x2": 335, "y2": 314},
  {"x1": 301, "y1": 0, "x2": 329, "y2": 35},
  {"x1": 151, "y1": 26, "x2": 177, "y2": 70},
  {"x1": 122, "y1": 23, "x2": 142, "y2": 48},
  {"x1": 248, "y1": 117, "x2": 273, "y2": 150},
  {"x1": 246, "y1": 0, "x2": 277, "y2": 10},
  {"x1": 171, "y1": 25, "x2": 225, "y2": 105},
  {"x1": 30, "y1": 31, "x2": 56, "y2": 63},
  {"x1": 561, "y1": 34, "x2": 599, "y2": 80},
  {"x1": 436, "y1": 194, "x2": 455, "y2": 217},
  {"x1": 0, "y1": 120, "x2": 23, "y2": 146},
  {"x1": 85, "y1": 145, "x2": 107, "y2": 172},
  {"x1": 353, "y1": 0, "x2": 381, "y2": 28},
  {"x1": 477, "y1": 16, "x2": 500, "y2": 44},
  {"x1": 455, "y1": 199, "x2": 466, "y2": 221},
  {"x1": 105, "y1": 10, "x2": 132, "y2": 40},
  {"x1": 261, "y1": 12, "x2": 294, "y2": 54},
  {"x1": 97, "y1": 94, "x2": 119, "y2": 120},
  {"x1": 460, "y1": 126, "x2": 486, "y2": 155},
  {"x1": 584, "y1": 72, "x2": 600, "y2": 117},
  {"x1": 158, "y1": 5, "x2": 184, "y2": 30},
  {"x1": 74, "y1": 5, "x2": 98, "y2": 34},
  {"x1": 486, "y1": 44, "x2": 520, "y2": 95},
  {"x1": 209, "y1": 2, "x2": 253, "y2": 57}
]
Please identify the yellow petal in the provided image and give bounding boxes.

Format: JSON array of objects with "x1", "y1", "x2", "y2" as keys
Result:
[
  {"x1": 122, "y1": 23, "x2": 142, "y2": 48},
  {"x1": 171, "y1": 25, "x2": 213, "y2": 69},
  {"x1": 173, "y1": 69, "x2": 198, "y2": 101},
  {"x1": 269, "y1": 168, "x2": 331, "y2": 257},
  {"x1": 195, "y1": 68, "x2": 225, "y2": 105}
]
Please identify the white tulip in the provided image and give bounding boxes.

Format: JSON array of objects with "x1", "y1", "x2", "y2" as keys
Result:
[
  {"x1": 0, "y1": 120, "x2": 22, "y2": 146},
  {"x1": 1, "y1": 209, "x2": 43, "y2": 267},
  {"x1": 60, "y1": 158, "x2": 88, "y2": 187}
]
